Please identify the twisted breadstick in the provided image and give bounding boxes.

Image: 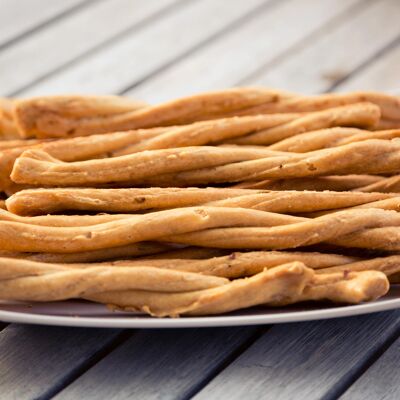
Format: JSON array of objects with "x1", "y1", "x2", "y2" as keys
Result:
[
  {"x1": 141, "y1": 139, "x2": 400, "y2": 186},
  {"x1": 228, "y1": 91, "x2": 400, "y2": 121},
  {"x1": 6, "y1": 187, "x2": 394, "y2": 216},
  {"x1": 89, "y1": 263, "x2": 388, "y2": 316},
  {"x1": 1, "y1": 206, "x2": 400, "y2": 252},
  {"x1": 316, "y1": 255, "x2": 400, "y2": 277},
  {"x1": 11, "y1": 139, "x2": 400, "y2": 187},
  {"x1": 0, "y1": 242, "x2": 171, "y2": 264},
  {"x1": 0, "y1": 259, "x2": 228, "y2": 301},
  {"x1": 225, "y1": 103, "x2": 380, "y2": 145},
  {"x1": 10, "y1": 146, "x2": 283, "y2": 186},
  {"x1": 84, "y1": 250, "x2": 357, "y2": 278},
  {"x1": 114, "y1": 113, "x2": 300, "y2": 155},
  {"x1": 14, "y1": 88, "x2": 291, "y2": 138},
  {"x1": 270, "y1": 127, "x2": 400, "y2": 152},
  {"x1": 355, "y1": 175, "x2": 400, "y2": 193},
  {"x1": 234, "y1": 175, "x2": 384, "y2": 191}
]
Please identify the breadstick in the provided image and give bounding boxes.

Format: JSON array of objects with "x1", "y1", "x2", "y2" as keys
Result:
[
  {"x1": 162, "y1": 208, "x2": 400, "y2": 250},
  {"x1": 0, "y1": 242, "x2": 171, "y2": 263},
  {"x1": 230, "y1": 91, "x2": 400, "y2": 121},
  {"x1": 0, "y1": 127, "x2": 166, "y2": 191},
  {"x1": 84, "y1": 250, "x2": 357, "y2": 278},
  {"x1": 6, "y1": 187, "x2": 394, "y2": 216},
  {"x1": 89, "y1": 264, "x2": 388, "y2": 316},
  {"x1": 315, "y1": 255, "x2": 400, "y2": 277},
  {"x1": 14, "y1": 88, "x2": 292, "y2": 138},
  {"x1": 0, "y1": 261, "x2": 228, "y2": 301},
  {"x1": 234, "y1": 175, "x2": 384, "y2": 191},
  {"x1": 0, "y1": 98, "x2": 19, "y2": 139},
  {"x1": 270, "y1": 269, "x2": 389, "y2": 306},
  {"x1": 10, "y1": 146, "x2": 285, "y2": 186},
  {"x1": 268, "y1": 127, "x2": 362, "y2": 152},
  {"x1": 6, "y1": 187, "x2": 259, "y2": 215},
  {"x1": 225, "y1": 103, "x2": 380, "y2": 145},
  {"x1": 1, "y1": 206, "x2": 399, "y2": 253},
  {"x1": 141, "y1": 139, "x2": 400, "y2": 186},
  {"x1": 90, "y1": 262, "x2": 311, "y2": 317},
  {"x1": 114, "y1": 114, "x2": 300, "y2": 156},
  {"x1": 0, "y1": 208, "x2": 135, "y2": 226},
  {"x1": 0, "y1": 206, "x2": 301, "y2": 253},
  {"x1": 355, "y1": 175, "x2": 400, "y2": 193}
]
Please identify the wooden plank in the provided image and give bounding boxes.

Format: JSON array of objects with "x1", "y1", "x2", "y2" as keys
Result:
[
  {"x1": 53, "y1": 327, "x2": 260, "y2": 400},
  {"x1": 333, "y1": 41, "x2": 400, "y2": 92},
  {"x1": 340, "y1": 334, "x2": 400, "y2": 400},
  {"x1": 0, "y1": 324, "x2": 124, "y2": 400},
  {"x1": 0, "y1": 0, "x2": 180, "y2": 96},
  {"x1": 246, "y1": 0, "x2": 400, "y2": 94},
  {"x1": 129, "y1": 0, "x2": 361, "y2": 103},
  {"x1": 20, "y1": 0, "x2": 269, "y2": 97},
  {"x1": 0, "y1": 0, "x2": 87, "y2": 48},
  {"x1": 192, "y1": 311, "x2": 400, "y2": 400}
]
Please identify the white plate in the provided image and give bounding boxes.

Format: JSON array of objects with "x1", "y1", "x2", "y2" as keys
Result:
[{"x1": 1, "y1": 285, "x2": 400, "y2": 328}]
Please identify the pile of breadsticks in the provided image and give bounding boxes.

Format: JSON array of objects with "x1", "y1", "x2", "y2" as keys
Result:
[{"x1": 1, "y1": 87, "x2": 400, "y2": 317}]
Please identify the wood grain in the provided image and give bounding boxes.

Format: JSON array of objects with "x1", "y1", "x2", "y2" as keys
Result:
[
  {"x1": 0, "y1": 0, "x2": 86, "y2": 48},
  {"x1": 0, "y1": 0, "x2": 180, "y2": 96},
  {"x1": 130, "y1": 0, "x2": 360, "y2": 102},
  {"x1": 340, "y1": 332, "x2": 400, "y2": 399},
  {"x1": 21, "y1": 0, "x2": 268, "y2": 97},
  {"x1": 193, "y1": 311, "x2": 400, "y2": 400},
  {"x1": 54, "y1": 327, "x2": 259, "y2": 400},
  {"x1": 248, "y1": 0, "x2": 400, "y2": 93},
  {"x1": 0, "y1": 324, "x2": 123, "y2": 400}
]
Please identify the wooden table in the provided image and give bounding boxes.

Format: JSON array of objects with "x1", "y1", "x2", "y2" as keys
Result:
[{"x1": 1, "y1": 0, "x2": 400, "y2": 398}]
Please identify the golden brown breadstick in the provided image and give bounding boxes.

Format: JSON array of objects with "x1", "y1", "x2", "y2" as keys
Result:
[
  {"x1": 85, "y1": 250, "x2": 358, "y2": 278},
  {"x1": 0, "y1": 206, "x2": 300, "y2": 253},
  {"x1": 114, "y1": 114, "x2": 300, "y2": 155},
  {"x1": 0, "y1": 260, "x2": 228, "y2": 301},
  {"x1": 89, "y1": 263, "x2": 388, "y2": 316},
  {"x1": 90, "y1": 262, "x2": 311, "y2": 316},
  {"x1": 270, "y1": 127, "x2": 400, "y2": 153},
  {"x1": 271, "y1": 270, "x2": 389, "y2": 306},
  {"x1": 0, "y1": 98, "x2": 20, "y2": 139},
  {"x1": 231, "y1": 91, "x2": 400, "y2": 121},
  {"x1": 234, "y1": 175, "x2": 384, "y2": 191},
  {"x1": 10, "y1": 146, "x2": 285, "y2": 186},
  {"x1": 6, "y1": 187, "x2": 394, "y2": 216},
  {"x1": 0, "y1": 242, "x2": 171, "y2": 263},
  {"x1": 225, "y1": 103, "x2": 380, "y2": 145},
  {"x1": 141, "y1": 139, "x2": 400, "y2": 186},
  {"x1": 162, "y1": 208, "x2": 400, "y2": 251},
  {"x1": 2, "y1": 206, "x2": 399, "y2": 253},
  {"x1": 355, "y1": 175, "x2": 400, "y2": 193},
  {"x1": 316, "y1": 255, "x2": 400, "y2": 277},
  {"x1": 13, "y1": 94, "x2": 148, "y2": 138},
  {"x1": 0, "y1": 208, "x2": 136, "y2": 226},
  {"x1": 6, "y1": 187, "x2": 258, "y2": 215},
  {"x1": 14, "y1": 88, "x2": 291, "y2": 138}
]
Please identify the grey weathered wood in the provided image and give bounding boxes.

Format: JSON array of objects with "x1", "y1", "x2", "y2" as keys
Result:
[
  {"x1": 340, "y1": 333, "x2": 400, "y2": 400},
  {"x1": 21, "y1": 0, "x2": 269, "y2": 96},
  {"x1": 54, "y1": 327, "x2": 259, "y2": 400},
  {"x1": 0, "y1": 0, "x2": 180, "y2": 96},
  {"x1": 130, "y1": 0, "x2": 361, "y2": 103},
  {"x1": 0, "y1": 324, "x2": 123, "y2": 400},
  {"x1": 0, "y1": 0, "x2": 86, "y2": 48},
  {"x1": 193, "y1": 311, "x2": 400, "y2": 400},
  {"x1": 246, "y1": 0, "x2": 400, "y2": 93},
  {"x1": 334, "y1": 41, "x2": 400, "y2": 92}
]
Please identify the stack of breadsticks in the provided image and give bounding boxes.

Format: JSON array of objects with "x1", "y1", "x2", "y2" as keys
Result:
[{"x1": 1, "y1": 87, "x2": 400, "y2": 317}]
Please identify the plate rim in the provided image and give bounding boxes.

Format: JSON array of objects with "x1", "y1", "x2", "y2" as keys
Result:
[{"x1": 1, "y1": 297, "x2": 400, "y2": 328}]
